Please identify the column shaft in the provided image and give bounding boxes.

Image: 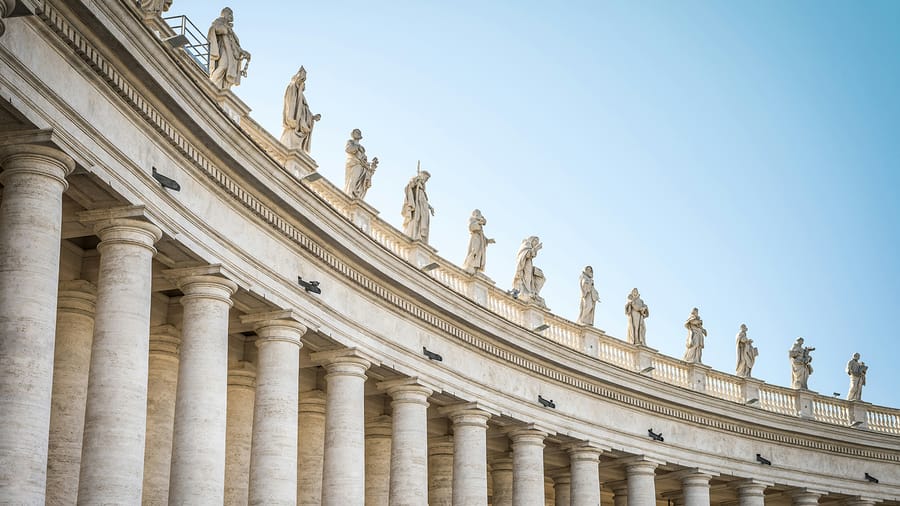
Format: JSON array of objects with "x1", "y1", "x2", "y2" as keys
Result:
[
  {"x1": 612, "y1": 485, "x2": 628, "y2": 506},
  {"x1": 735, "y1": 482, "x2": 767, "y2": 506},
  {"x1": 551, "y1": 474, "x2": 571, "y2": 506},
  {"x1": 45, "y1": 281, "x2": 96, "y2": 506},
  {"x1": 141, "y1": 327, "x2": 181, "y2": 505},
  {"x1": 569, "y1": 447, "x2": 602, "y2": 506},
  {"x1": 490, "y1": 457, "x2": 514, "y2": 506},
  {"x1": 169, "y1": 275, "x2": 238, "y2": 505},
  {"x1": 625, "y1": 460, "x2": 658, "y2": 506},
  {"x1": 225, "y1": 363, "x2": 256, "y2": 506},
  {"x1": 682, "y1": 473, "x2": 711, "y2": 506},
  {"x1": 382, "y1": 381, "x2": 432, "y2": 506},
  {"x1": 298, "y1": 390, "x2": 326, "y2": 506},
  {"x1": 792, "y1": 492, "x2": 821, "y2": 506},
  {"x1": 365, "y1": 415, "x2": 392, "y2": 506},
  {"x1": 77, "y1": 219, "x2": 162, "y2": 505},
  {"x1": 445, "y1": 407, "x2": 491, "y2": 506},
  {"x1": 428, "y1": 438, "x2": 453, "y2": 506},
  {"x1": 510, "y1": 429, "x2": 547, "y2": 506},
  {"x1": 0, "y1": 145, "x2": 74, "y2": 503}
]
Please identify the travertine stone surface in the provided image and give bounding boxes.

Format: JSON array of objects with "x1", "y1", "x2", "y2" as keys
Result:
[
  {"x1": 45, "y1": 280, "x2": 96, "y2": 506},
  {"x1": 379, "y1": 379, "x2": 432, "y2": 506},
  {"x1": 78, "y1": 219, "x2": 162, "y2": 505},
  {"x1": 682, "y1": 472, "x2": 712, "y2": 506},
  {"x1": 344, "y1": 129, "x2": 377, "y2": 200},
  {"x1": 247, "y1": 317, "x2": 306, "y2": 506},
  {"x1": 0, "y1": 145, "x2": 74, "y2": 504},
  {"x1": 577, "y1": 265, "x2": 599, "y2": 326},
  {"x1": 509, "y1": 428, "x2": 547, "y2": 506},
  {"x1": 462, "y1": 209, "x2": 495, "y2": 275},
  {"x1": 846, "y1": 353, "x2": 867, "y2": 401},
  {"x1": 141, "y1": 325, "x2": 181, "y2": 506},
  {"x1": 428, "y1": 437, "x2": 454, "y2": 506},
  {"x1": 625, "y1": 287, "x2": 649, "y2": 345},
  {"x1": 568, "y1": 445, "x2": 602, "y2": 506},
  {"x1": 791, "y1": 490, "x2": 822, "y2": 506},
  {"x1": 682, "y1": 307, "x2": 707, "y2": 364},
  {"x1": 225, "y1": 362, "x2": 256, "y2": 506},
  {"x1": 298, "y1": 390, "x2": 326, "y2": 506},
  {"x1": 512, "y1": 236, "x2": 546, "y2": 307},
  {"x1": 550, "y1": 472, "x2": 570, "y2": 506},
  {"x1": 313, "y1": 350, "x2": 371, "y2": 506},
  {"x1": 625, "y1": 458, "x2": 658, "y2": 506},
  {"x1": 168, "y1": 274, "x2": 238, "y2": 505},
  {"x1": 207, "y1": 7, "x2": 250, "y2": 90},
  {"x1": 490, "y1": 456, "x2": 514, "y2": 506},
  {"x1": 735, "y1": 480, "x2": 768, "y2": 506},
  {"x1": 365, "y1": 415, "x2": 392, "y2": 506},
  {"x1": 280, "y1": 67, "x2": 320, "y2": 153},
  {"x1": 789, "y1": 337, "x2": 815, "y2": 389},
  {"x1": 402, "y1": 169, "x2": 433, "y2": 243},
  {"x1": 442, "y1": 405, "x2": 491, "y2": 506},
  {"x1": 612, "y1": 484, "x2": 628, "y2": 506},
  {"x1": 735, "y1": 324, "x2": 757, "y2": 378}
]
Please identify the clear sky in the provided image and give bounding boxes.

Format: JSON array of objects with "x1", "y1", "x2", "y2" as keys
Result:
[{"x1": 171, "y1": 1, "x2": 900, "y2": 408}]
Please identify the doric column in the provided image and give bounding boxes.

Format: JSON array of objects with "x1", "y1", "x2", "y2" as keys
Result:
[
  {"x1": 735, "y1": 480, "x2": 768, "y2": 506},
  {"x1": 682, "y1": 472, "x2": 712, "y2": 506},
  {"x1": 428, "y1": 437, "x2": 454, "y2": 506},
  {"x1": 365, "y1": 415, "x2": 393, "y2": 506},
  {"x1": 844, "y1": 498, "x2": 878, "y2": 506},
  {"x1": 545, "y1": 476, "x2": 556, "y2": 505},
  {"x1": 167, "y1": 273, "x2": 238, "y2": 504},
  {"x1": 45, "y1": 280, "x2": 96, "y2": 505},
  {"x1": 490, "y1": 455, "x2": 514, "y2": 506},
  {"x1": 246, "y1": 314, "x2": 306, "y2": 506},
  {"x1": 612, "y1": 483, "x2": 628, "y2": 506},
  {"x1": 312, "y1": 349, "x2": 374, "y2": 506},
  {"x1": 550, "y1": 472, "x2": 571, "y2": 506},
  {"x1": 0, "y1": 144, "x2": 74, "y2": 503},
  {"x1": 568, "y1": 445, "x2": 603, "y2": 506},
  {"x1": 792, "y1": 490, "x2": 822, "y2": 506},
  {"x1": 77, "y1": 218, "x2": 162, "y2": 505},
  {"x1": 378, "y1": 377, "x2": 433, "y2": 506},
  {"x1": 225, "y1": 361, "x2": 256, "y2": 506},
  {"x1": 141, "y1": 325, "x2": 182, "y2": 505},
  {"x1": 440, "y1": 404, "x2": 492, "y2": 506},
  {"x1": 298, "y1": 390, "x2": 326, "y2": 506},
  {"x1": 509, "y1": 428, "x2": 548, "y2": 506},
  {"x1": 624, "y1": 458, "x2": 659, "y2": 506}
]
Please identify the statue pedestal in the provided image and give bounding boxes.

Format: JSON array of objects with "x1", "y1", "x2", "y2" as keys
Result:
[
  {"x1": 741, "y1": 377, "x2": 764, "y2": 407},
  {"x1": 213, "y1": 89, "x2": 251, "y2": 124},
  {"x1": 578, "y1": 326, "x2": 607, "y2": 358},
  {"x1": 849, "y1": 400, "x2": 870, "y2": 429},
  {"x1": 687, "y1": 363, "x2": 711, "y2": 393},
  {"x1": 634, "y1": 345, "x2": 658, "y2": 375},
  {"x1": 283, "y1": 149, "x2": 318, "y2": 180},
  {"x1": 465, "y1": 272, "x2": 495, "y2": 306},
  {"x1": 795, "y1": 389, "x2": 815, "y2": 419},
  {"x1": 405, "y1": 240, "x2": 437, "y2": 269},
  {"x1": 348, "y1": 199, "x2": 379, "y2": 234},
  {"x1": 522, "y1": 304, "x2": 547, "y2": 332}
]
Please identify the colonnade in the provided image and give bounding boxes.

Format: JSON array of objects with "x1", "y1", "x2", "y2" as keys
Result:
[{"x1": 0, "y1": 143, "x2": 885, "y2": 505}]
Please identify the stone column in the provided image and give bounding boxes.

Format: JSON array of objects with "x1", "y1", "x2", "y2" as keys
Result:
[
  {"x1": 225, "y1": 362, "x2": 256, "y2": 506},
  {"x1": 509, "y1": 428, "x2": 547, "y2": 506},
  {"x1": 379, "y1": 378, "x2": 433, "y2": 506},
  {"x1": 77, "y1": 218, "x2": 162, "y2": 505},
  {"x1": 625, "y1": 458, "x2": 658, "y2": 506},
  {"x1": 247, "y1": 315, "x2": 306, "y2": 506},
  {"x1": 569, "y1": 445, "x2": 602, "y2": 506},
  {"x1": 298, "y1": 390, "x2": 326, "y2": 506},
  {"x1": 45, "y1": 280, "x2": 96, "y2": 505},
  {"x1": 365, "y1": 415, "x2": 392, "y2": 506},
  {"x1": 141, "y1": 325, "x2": 182, "y2": 505},
  {"x1": 490, "y1": 456, "x2": 514, "y2": 506},
  {"x1": 682, "y1": 472, "x2": 712, "y2": 506},
  {"x1": 792, "y1": 490, "x2": 822, "y2": 506},
  {"x1": 612, "y1": 484, "x2": 628, "y2": 506},
  {"x1": 313, "y1": 349, "x2": 373, "y2": 506},
  {"x1": 550, "y1": 472, "x2": 571, "y2": 506},
  {"x1": 735, "y1": 480, "x2": 767, "y2": 506},
  {"x1": 441, "y1": 405, "x2": 492, "y2": 506},
  {"x1": 0, "y1": 144, "x2": 74, "y2": 503},
  {"x1": 428, "y1": 437, "x2": 454, "y2": 506},
  {"x1": 844, "y1": 499, "x2": 878, "y2": 506},
  {"x1": 168, "y1": 273, "x2": 238, "y2": 505}
]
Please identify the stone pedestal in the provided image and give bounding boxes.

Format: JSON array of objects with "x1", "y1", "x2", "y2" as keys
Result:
[
  {"x1": 428, "y1": 437, "x2": 454, "y2": 506},
  {"x1": 405, "y1": 240, "x2": 437, "y2": 269},
  {"x1": 568, "y1": 445, "x2": 602, "y2": 506},
  {"x1": 349, "y1": 199, "x2": 379, "y2": 234},
  {"x1": 509, "y1": 428, "x2": 547, "y2": 506},
  {"x1": 682, "y1": 472, "x2": 712, "y2": 506},
  {"x1": 741, "y1": 377, "x2": 764, "y2": 407},
  {"x1": 490, "y1": 456, "x2": 514, "y2": 506},
  {"x1": 214, "y1": 88, "x2": 252, "y2": 124},
  {"x1": 168, "y1": 274, "x2": 238, "y2": 505},
  {"x1": 45, "y1": 280, "x2": 96, "y2": 506},
  {"x1": 624, "y1": 458, "x2": 659, "y2": 506},
  {"x1": 735, "y1": 480, "x2": 769, "y2": 506},
  {"x1": 365, "y1": 415, "x2": 393, "y2": 506},
  {"x1": 379, "y1": 378, "x2": 433, "y2": 506},
  {"x1": 465, "y1": 272, "x2": 495, "y2": 306},
  {"x1": 225, "y1": 362, "x2": 256, "y2": 506},
  {"x1": 688, "y1": 363, "x2": 710, "y2": 392},
  {"x1": 795, "y1": 390, "x2": 815, "y2": 420},
  {"x1": 78, "y1": 218, "x2": 162, "y2": 505},
  {"x1": 444, "y1": 405, "x2": 492, "y2": 506},
  {"x1": 849, "y1": 400, "x2": 870, "y2": 429},
  {"x1": 0, "y1": 145, "x2": 74, "y2": 504},
  {"x1": 634, "y1": 345, "x2": 658, "y2": 375},
  {"x1": 141, "y1": 325, "x2": 181, "y2": 506},
  {"x1": 298, "y1": 390, "x2": 326, "y2": 506}
]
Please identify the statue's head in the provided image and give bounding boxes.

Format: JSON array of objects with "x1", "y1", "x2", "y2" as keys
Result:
[
  {"x1": 691, "y1": 307, "x2": 699, "y2": 315},
  {"x1": 740, "y1": 323, "x2": 748, "y2": 331},
  {"x1": 853, "y1": 352, "x2": 861, "y2": 360},
  {"x1": 472, "y1": 209, "x2": 482, "y2": 218},
  {"x1": 584, "y1": 265, "x2": 593, "y2": 276},
  {"x1": 351, "y1": 128, "x2": 362, "y2": 140},
  {"x1": 419, "y1": 170, "x2": 431, "y2": 182},
  {"x1": 221, "y1": 7, "x2": 233, "y2": 21},
  {"x1": 796, "y1": 337, "x2": 804, "y2": 345},
  {"x1": 630, "y1": 287, "x2": 640, "y2": 298},
  {"x1": 295, "y1": 66, "x2": 307, "y2": 83}
]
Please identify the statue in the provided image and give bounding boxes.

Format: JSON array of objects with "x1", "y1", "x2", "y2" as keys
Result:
[
  {"x1": 512, "y1": 236, "x2": 546, "y2": 307},
  {"x1": 344, "y1": 129, "x2": 378, "y2": 200},
  {"x1": 846, "y1": 353, "x2": 867, "y2": 401},
  {"x1": 576, "y1": 266, "x2": 599, "y2": 326},
  {"x1": 462, "y1": 209, "x2": 494, "y2": 274},
  {"x1": 788, "y1": 337, "x2": 815, "y2": 389},
  {"x1": 401, "y1": 164, "x2": 433, "y2": 243},
  {"x1": 624, "y1": 288, "x2": 649, "y2": 346},
  {"x1": 207, "y1": 7, "x2": 251, "y2": 90},
  {"x1": 682, "y1": 307, "x2": 707, "y2": 363},
  {"x1": 735, "y1": 324, "x2": 758, "y2": 378},
  {"x1": 279, "y1": 67, "x2": 320, "y2": 153},
  {"x1": 139, "y1": 0, "x2": 172, "y2": 16}
]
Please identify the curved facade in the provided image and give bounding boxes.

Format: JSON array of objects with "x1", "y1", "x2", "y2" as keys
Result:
[{"x1": 0, "y1": 1, "x2": 898, "y2": 505}]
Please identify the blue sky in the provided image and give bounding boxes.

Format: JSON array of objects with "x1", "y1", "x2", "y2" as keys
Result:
[{"x1": 172, "y1": 2, "x2": 900, "y2": 408}]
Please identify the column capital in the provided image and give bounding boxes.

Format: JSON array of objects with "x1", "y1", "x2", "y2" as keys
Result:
[
  {"x1": 734, "y1": 478, "x2": 772, "y2": 495},
  {"x1": 149, "y1": 325, "x2": 181, "y2": 357},
  {"x1": 0, "y1": 143, "x2": 75, "y2": 188},
  {"x1": 438, "y1": 402, "x2": 494, "y2": 427},
  {"x1": 311, "y1": 347, "x2": 377, "y2": 376},
  {"x1": 93, "y1": 218, "x2": 163, "y2": 254},
  {"x1": 564, "y1": 441, "x2": 609, "y2": 459},
  {"x1": 621, "y1": 455, "x2": 663, "y2": 475},
  {"x1": 428, "y1": 436, "x2": 455, "y2": 456},
  {"x1": 298, "y1": 389, "x2": 326, "y2": 415},
  {"x1": 507, "y1": 427, "x2": 548, "y2": 447},
  {"x1": 57, "y1": 279, "x2": 97, "y2": 315},
  {"x1": 791, "y1": 489, "x2": 826, "y2": 505},
  {"x1": 547, "y1": 469, "x2": 571, "y2": 484},
  {"x1": 843, "y1": 497, "x2": 880, "y2": 506},
  {"x1": 365, "y1": 414, "x2": 393, "y2": 438},
  {"x1": 490, "y1": 454, "x2": 513, "y2": 472},
  {"x1": 377, "y1": 377, "x2": 436, "y2": 404},
  {"x1": 228, "y1": 361, "x2": 257, "y2": 388}
]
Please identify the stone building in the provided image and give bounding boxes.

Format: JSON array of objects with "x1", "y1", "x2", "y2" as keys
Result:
[{"x1": 0, "y1": 1, "x2": 898, "y2": 505}]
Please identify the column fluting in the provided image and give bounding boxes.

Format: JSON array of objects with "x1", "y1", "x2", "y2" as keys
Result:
[
  {"x1": 365, "y1": 415, "x2": 393, "y2": 506},
  {"x1": 225, "y1": 362, "x2": 256, "y2": 506},
  {"x1": 568, "y1": 446, "x2": 602, "y2": 506},
  {"x1": 298, "y1": 390, "x2": 326, "y2": 506},
  {"x1": 379, "y1": 379, "x2": 432, "y2": 506},
  {"x1": 0, "y1": 144, "x2": 74, "y2": 504},
  {"x1": 625, "y1": 459, "x2": 658, "y2": 506},
  {"x1": 509, "y1": 428, "x2": 547, "y2": 506},
  {"x1": 141, "y1": 325, "x2": 181, "y2": 505}
]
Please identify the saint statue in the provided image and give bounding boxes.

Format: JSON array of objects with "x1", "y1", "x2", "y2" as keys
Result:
[
  {"x1": 788, "y1": 337, "x2": 815, "y2": 389},
  {"x1": 401, "y1": 165, "x2": 433, "y2": 243},
  {"x1": 682, "y1": 307, "x2": 707, "y2": 363},
  {"x1": 207, "y1": 7, "x2": 251, "y2": 90},
  {"x1": 624, "y1": 288, "x2": 649, "y2": 346},
  {"x1": 462, "y1": 209, "x2": 494, "y2": 274},
  {"x1": 846, "y1": 353, "x2": 867, "y2": 401},
  {"x1": 344, "y1": 129, "x2": 378, "y2": 200},
  {"x1": 735, "y1": 324, "x2": 758, "y2": 378},
  {"x1": 512, "y1": 236, "x2": 546, "y2": 307},
  {"x1": 279, "y1": 67, "x2": 320, "y2": 153},
  {"x1": 139, "y1": 0, "x2": 172, "y2": 16},
  {"x1": 576, "y1": 266, "x2": 599, "y2": 326}
]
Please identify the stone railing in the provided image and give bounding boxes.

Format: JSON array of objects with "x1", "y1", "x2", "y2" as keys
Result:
[{"x1": 224, "y1": 74, "x2": 900, "y2": 435}]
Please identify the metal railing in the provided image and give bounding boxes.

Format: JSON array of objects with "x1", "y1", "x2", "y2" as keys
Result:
[{"x1": 163, "y1": 15, "x2": 210, "y2": 71}]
